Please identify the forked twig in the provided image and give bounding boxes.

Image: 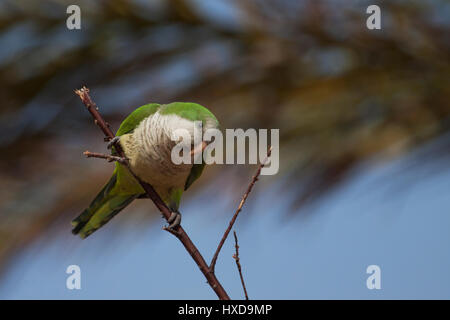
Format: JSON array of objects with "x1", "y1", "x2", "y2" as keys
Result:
[{"x1": 209, "y1": 147, "x2": 272, "y2": 272}]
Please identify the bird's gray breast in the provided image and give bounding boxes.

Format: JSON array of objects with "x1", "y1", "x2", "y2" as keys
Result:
[{"x1": 130, "y1": 112, "x2": 194, "y2": 189}]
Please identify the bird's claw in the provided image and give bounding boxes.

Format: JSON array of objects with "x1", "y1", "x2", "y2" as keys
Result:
[
  {"x1": 107, "y1": 136, "x2": 120, "y2": 150},
  {"x1": 167, "y1": 211, "x2": 182, "y2": 229}
]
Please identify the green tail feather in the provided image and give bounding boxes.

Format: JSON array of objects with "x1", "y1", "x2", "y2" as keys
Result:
[{"x1": 72, "y1": 173, "x2": 137, "y2": 238}]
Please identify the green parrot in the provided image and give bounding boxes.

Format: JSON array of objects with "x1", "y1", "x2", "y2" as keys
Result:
[{"x1": 72, "y1": 102, "x2": 219, "y2": 238}]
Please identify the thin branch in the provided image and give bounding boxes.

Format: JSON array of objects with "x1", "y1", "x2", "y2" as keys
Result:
[
  {"x1": 75, "y1": 86, "x2": 230, "y2": 300},
  {"x1": 210, "y1": 146, "x2": 272, "y2": 272},
  {"x1": 232, "y1": 231, "x2": 249, "y2": 300},
  {"x1": 83, "y1": 151, "x2": 128, "y2": 165},
  {"x1": 75, "y1": 87, "x2": 113, "y2": 140}
]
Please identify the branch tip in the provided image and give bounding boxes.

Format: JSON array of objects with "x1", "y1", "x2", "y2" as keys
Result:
[{"x1": 233, "y1": 231, "x2": 249, "y2": 300}]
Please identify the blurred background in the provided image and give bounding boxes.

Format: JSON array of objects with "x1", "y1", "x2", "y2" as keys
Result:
[{"x1": 0, "y1": 0, "x2": 449, "y2": 299}]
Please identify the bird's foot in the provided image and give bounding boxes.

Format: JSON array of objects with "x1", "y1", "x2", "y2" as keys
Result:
[
  {"x1": 167, "y1": 211, "x2": 182, "y2": 229},
  {"x1": 163, "y1": 211, "x2": 182, "y2": 236},
  {"x1": 113, "y1": 156, "x2": 128, "y2": 165},
  {"x1": 107, "y1": 136, "x2": 120, "y2": 150}
]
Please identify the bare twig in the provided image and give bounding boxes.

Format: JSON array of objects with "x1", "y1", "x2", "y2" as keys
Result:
[
  {"x1": 232, "y1": 231, "x2": 249, "y2": 300},
  {"x1": 210, "y1": 146, "x2": 272, "y2": 272},
  {"x1": 83, "y1": 151, "x2": 128, "y2": 165},
  {"x1": 75, "y1": 87, "x2": 113, "y2": 140},
  {"x1": 75, "y1": 86, "x2": 230, "y2": 300}
]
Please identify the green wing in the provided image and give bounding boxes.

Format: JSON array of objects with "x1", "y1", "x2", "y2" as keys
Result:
[
  {"x1": 116, "y1": 103, "x2": 160, "y2": 136},
  {"x1": 71, "y1": 169, "x2": 140, "y2": 238},
  {"x1": 184, "y1": 163, "x2": 205, "y2": 190}
]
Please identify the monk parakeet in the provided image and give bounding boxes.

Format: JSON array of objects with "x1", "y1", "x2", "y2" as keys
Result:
[{"x1": 72, "y1": 102, "x2": 219, "y2": 238}]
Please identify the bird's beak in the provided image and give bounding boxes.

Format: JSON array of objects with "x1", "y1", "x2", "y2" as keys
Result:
[{"x1": 190, "y1": 141, "x2": 207, "y2": 156}]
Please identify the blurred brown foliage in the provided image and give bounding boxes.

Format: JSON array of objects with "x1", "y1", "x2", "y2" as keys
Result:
[{"x1": 0, "y1": 0, "x2": 449, "y2": 269}]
